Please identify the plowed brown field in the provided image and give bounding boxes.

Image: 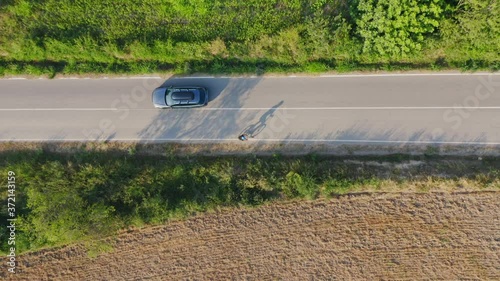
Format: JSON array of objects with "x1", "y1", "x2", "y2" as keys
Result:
[{"x1": 5, "y1": 192, "x2": 500, "y2": 280}]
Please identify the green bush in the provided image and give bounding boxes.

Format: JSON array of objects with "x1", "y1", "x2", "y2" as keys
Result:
[
  {"x1": 440, "y1": 0, "x2": 500, "y2": 65},
  {"x1": 354, "y1": 0, "x2": 443, "y2": 58},
  {"x1": 282, "y1": 171, "x2": 318, "y2": 199},
  {"x1": 22, "y1": 161, "x2": 88, "y2": 247}
]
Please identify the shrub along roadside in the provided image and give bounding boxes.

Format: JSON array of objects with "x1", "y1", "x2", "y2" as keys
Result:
[
  {"x1": 0, "y1": 149, "x2": 499, "y2": 255},
  {"x1": 0, "y1": 0, "x2": 498, "y2": 77}
]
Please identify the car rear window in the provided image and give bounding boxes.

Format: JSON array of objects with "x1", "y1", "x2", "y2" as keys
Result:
[{"x1": 171, "y1": 91, "x2": 195, "y2": 100}]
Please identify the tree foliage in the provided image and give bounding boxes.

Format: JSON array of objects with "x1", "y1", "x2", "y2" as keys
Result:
[
  {"x1": 354, "y1": 0, "x2": 443, "y2": 57},
  {"x1": 454, "y1": 0, "x2": 499, "y2": 51}
]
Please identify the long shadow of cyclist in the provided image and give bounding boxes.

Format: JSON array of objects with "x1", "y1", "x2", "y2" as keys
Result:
[{"x1": 240, "y1": 100, "x2": 284, "y2": 139}]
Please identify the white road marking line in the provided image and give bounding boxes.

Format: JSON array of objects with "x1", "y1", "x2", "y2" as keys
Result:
[
  {"x1": 0, "y1": 108, "x2": 121, "y2": 111},
  {"x1": 1, "y1": 138, "x2": 500, "y2": 145},
  {"x1": 1, "y1": 106, "x2": 499, "y2": 111},
  {"x1": 199, "y1": 106, "x2": 500, "y2": 110},
  {"x1": 3, "y1": 76, "x2": 163, "y2": 80},
  {"x1": 180, "y1": 76, "x2": 218, "y2": 79},
  {"x1": 319, "y1": 73, "x2": 500, "y2": 78},
  {"x1": 153, "y1": 73, "x2": 500, "y2": 79},
  {"x1": 1, "y1": 73, "x2": 498, "y2": 80},
  {"x1": 179, "y1": 76, "x2": 259, "y2": 79},
  {"x1": 255, "y1": 139, "x2": 500, "y2": 145}
]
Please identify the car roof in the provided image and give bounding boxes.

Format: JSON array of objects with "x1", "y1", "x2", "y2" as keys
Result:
[
  {"x1": 171, "y1": 91, "x2": 195, "y2": 100},
  {"x1": 166, "y1": 87, "x2": 204, "y2": 106}
]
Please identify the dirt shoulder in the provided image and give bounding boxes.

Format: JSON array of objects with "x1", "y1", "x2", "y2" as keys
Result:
[{"x1": 6, "y1": 191, "x2": 499, "y2": 280}]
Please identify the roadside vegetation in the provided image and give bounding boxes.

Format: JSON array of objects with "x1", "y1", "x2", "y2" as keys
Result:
[
  {"x1": 1, "y1": 146, "x2": 499, "y2": 255},
  {"x1": 0, "y1": 0, "x2": 498, "y2": 76}
]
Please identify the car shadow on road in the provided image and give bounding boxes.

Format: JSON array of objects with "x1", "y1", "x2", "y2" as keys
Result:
[{"x1": 138, "y1": 77, "x2": 263, "y2": 141}]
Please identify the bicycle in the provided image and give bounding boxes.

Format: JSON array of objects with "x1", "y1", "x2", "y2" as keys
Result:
[{"x1": 238, "y1": 133, "x2": 253, "y2": 141}]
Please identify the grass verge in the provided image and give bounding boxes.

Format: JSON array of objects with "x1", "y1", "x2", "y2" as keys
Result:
[
  {"x1": 0, "y1": 1, "x2": 498, "y2": 77},
  {"x1": 0, "y1": 144, "x2": 498, "y2": 255}
]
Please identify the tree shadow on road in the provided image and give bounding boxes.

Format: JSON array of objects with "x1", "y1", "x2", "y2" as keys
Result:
[{"x1": 273, "y1": 121, "x2": 490, "y2": 155}]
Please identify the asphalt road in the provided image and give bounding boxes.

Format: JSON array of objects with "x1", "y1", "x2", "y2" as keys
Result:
[{"x1": 1, "y1": 74, "x2": 499, "y2": 144}]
